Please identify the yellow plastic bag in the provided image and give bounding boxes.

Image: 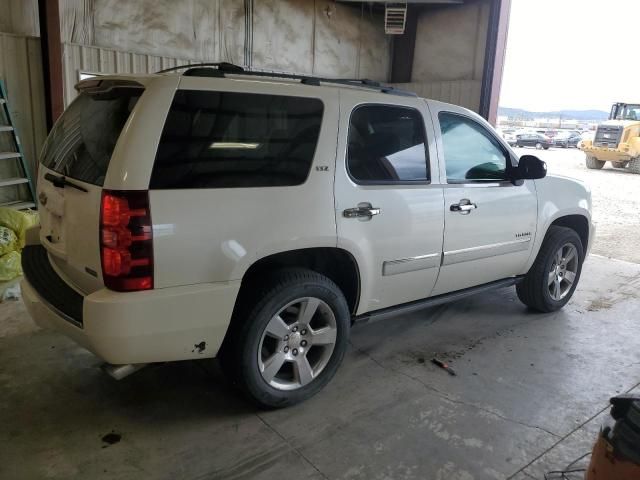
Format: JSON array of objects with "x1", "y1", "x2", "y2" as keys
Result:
[
  {"x1": 0, "y1": 226, "x2": 18, "y2": 255},
  {"x1": 0, "y1": 207, "x2": 39, "y2": 248},
  {"x1": 0, "y1": 251, "x2": 22, "y2": 281}
]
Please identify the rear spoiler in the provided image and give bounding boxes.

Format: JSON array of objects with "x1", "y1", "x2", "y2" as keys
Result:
[{"x1": 75, "y1": 79, "x2": 144, "y2": 95}]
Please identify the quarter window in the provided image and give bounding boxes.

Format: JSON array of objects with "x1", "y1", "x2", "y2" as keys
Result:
[
  {"x1": 347, "y1": 105, "x2": 429, "y2": 183},
  {"x1": 438, "y1": 112, "x2": 509, "y2": 183},
  {"x1": 151, "y1": 90, "x2": 324, "y2": 189}
]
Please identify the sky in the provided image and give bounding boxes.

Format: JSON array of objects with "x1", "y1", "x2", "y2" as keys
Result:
[{"x1": 499, "y1": 0, "x2": 640, "y2": 112}]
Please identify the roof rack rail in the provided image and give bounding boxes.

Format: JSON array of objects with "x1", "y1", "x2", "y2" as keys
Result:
[{"x1": 155, "y1": 62, "x2": 417, "y2": 97}]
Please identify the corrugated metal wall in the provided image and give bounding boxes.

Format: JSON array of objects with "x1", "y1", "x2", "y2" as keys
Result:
[
  {"x1": 389, "y1": 80, "x2": 482, "y2": 112},
  {"x1": 0, "y1": 0, "x2": 40, "y2": 37},
  {"x1": 0, "y1": 33, "x2": 47, "y2": 193}
]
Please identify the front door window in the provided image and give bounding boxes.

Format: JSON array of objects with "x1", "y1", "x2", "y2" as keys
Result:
[{"x1": 438, "y1": 112, "x2": 509, "y2": 183}]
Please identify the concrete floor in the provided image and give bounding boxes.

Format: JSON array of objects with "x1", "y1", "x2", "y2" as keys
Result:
[
  {"x1": 2, "y1": 149, "x2": 640, "y2": 479},
  {"x1": 1, "y1": 254, "x2": 639, "y2": 479}
]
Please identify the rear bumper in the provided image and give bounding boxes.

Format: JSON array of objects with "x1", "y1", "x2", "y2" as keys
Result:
[{"x1": 22, "y1": 246, "x2": 241, "y2": 364}]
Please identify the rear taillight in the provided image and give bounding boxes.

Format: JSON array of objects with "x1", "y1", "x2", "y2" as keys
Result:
[{"x1": 100, "y1": 190, "x2": 153, "y2": 291}]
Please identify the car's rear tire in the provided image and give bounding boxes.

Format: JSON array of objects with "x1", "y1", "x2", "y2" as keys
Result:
[
  {"x1": 516, "y1": 226, "x2": 584, "y2": 313},
  {"x1": 612, "y1": 161, "x2": 628, "y2": 169},
  {"x1": 585, "y1": 155, "x2": 605, "y2": 169},
  {"x1": 543, "y1": 146, "x2": 549, "y2": 150},
  {"x1": 536, "y1": 142, "x2": 543, "y2": 150},
  {"x1": 220, "y1": 268, "x2": 350, "y2": 408},
  {"x1": 627, "y1": 157, "x2": 640, "y2": 174}
]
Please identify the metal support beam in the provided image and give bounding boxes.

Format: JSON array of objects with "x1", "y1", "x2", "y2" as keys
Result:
[
  {"x1": 390, "y1": 5, "x2": 419, "y2": 83},
  {"x1": 38, "y1": 0, "x2": 64, "y2": 131},
  {"x1": 479, "y1": 0, "x2": 511, "y2": 125}
]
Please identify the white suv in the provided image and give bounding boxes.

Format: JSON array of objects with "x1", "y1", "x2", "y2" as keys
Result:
[{"x1": 22, "y1": 64, "x2": 594, "y2": 407}]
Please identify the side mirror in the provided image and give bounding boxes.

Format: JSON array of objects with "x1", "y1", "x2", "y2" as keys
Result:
[{"x1": 513, "y1": 155, "x2": 547, "y2": 180}]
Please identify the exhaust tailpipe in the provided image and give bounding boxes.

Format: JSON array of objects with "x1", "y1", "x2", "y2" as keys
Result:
[{"x1": 101, "y1": 363, "x2": 148, "y2": 380}]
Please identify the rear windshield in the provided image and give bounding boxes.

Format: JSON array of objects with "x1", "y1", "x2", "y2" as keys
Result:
[
  {"x1": 150, "y1": 90, "x2": 324, "y2": 189},
  {"x1": 40, "y1": 88, "x2": 142, "y2": 186}
]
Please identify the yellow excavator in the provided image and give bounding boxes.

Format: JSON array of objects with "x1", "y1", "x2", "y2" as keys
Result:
[{"x1": 580, "y1": 102, "x2": 640, "y2": 173}]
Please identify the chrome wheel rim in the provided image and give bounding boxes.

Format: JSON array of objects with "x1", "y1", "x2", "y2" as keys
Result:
[
  {"x1": 548, "y1": 243, "x2": 579, "y2": 301},
  {"x1": 258, "y1": 297, "x2": 337, "y2": 391}
]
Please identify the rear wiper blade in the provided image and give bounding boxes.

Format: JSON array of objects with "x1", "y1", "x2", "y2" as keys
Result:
[{"x1": 44, "y1": 172, "x2": 88, "y2": 192}]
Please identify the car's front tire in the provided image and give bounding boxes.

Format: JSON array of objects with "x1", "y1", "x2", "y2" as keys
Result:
[
  {"x1": 516, "y1": 226, "x2": 584, "y2": 312},
  {"x1": 536, "y1": 142, "x2": 543, "y2": 150},
  {"x1": 220, "y1": 268, "x2": 350, "y2": 408},
  {"x1": 612, "y1": 161, "x2": 628, "y2": 169}
]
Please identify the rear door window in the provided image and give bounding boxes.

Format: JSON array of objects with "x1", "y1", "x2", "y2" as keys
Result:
[
  {"x1": 40, "y1": 88, "x2": 142, "y2": 186},
  {"x1": 347, "y1": 105, "x2": 429, "y2": 183},
  {"x1": 150, "y1": 90, "x2": 324, "y2": 189}
]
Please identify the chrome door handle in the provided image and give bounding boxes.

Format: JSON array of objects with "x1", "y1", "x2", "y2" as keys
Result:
[
  {"x1": 343, "y1": 204, "x2": 381, "y2": 219},
  {"x1": 450, "y1": 199, "x2": 477, "y2": 214}
]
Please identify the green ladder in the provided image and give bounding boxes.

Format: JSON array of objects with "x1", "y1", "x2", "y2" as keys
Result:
[{"x1": 0, "y1": 79, "x2": 36, "y2": 210}]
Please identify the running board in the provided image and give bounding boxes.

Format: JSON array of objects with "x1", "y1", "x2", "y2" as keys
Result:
[{"x1": 353, "y1": 276, "x2": 523, "y2": 325}]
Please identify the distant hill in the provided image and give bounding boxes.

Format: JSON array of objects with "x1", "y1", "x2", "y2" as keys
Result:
[{"x1": 498, "y1": 107, "x2": 608, "y2": 122}]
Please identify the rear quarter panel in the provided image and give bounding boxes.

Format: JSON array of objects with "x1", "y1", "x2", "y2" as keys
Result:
[{"x1": 103, "y1": 75, "x2": 180, "y2": 189}]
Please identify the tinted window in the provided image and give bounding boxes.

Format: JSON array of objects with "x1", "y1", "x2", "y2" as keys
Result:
[
  {"x1": 150, "y1": 90, "x2": 323, "y2": 189},
  {"x1": 438, "y1": 112, "x2": 509, "y2": 182},
  {"x1": 347, "y1": 105, "x2": 428, "y2": 183},
  {"x1": 41, "y1": 89, "x2": 142, "y2": 186}
]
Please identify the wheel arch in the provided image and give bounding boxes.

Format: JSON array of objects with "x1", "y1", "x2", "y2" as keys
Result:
[
  {"x1": 524, "y1": 208, "x2": 592, "y2": 274},
  {"x1": 218, "y1": 247, "x2": 361, "y2": 360},
  {"x1": 235, "y1": 247, "x2": 361, "y2": 316},
  {"x1": 550, "y1": 215, "x2": 590, "y2": 254}
]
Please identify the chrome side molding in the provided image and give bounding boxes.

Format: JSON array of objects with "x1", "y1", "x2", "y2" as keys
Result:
[
  {"x1": 442, "y1": 237, "x2": 531, "y2": 266},
  {"x1": 383, "y1": 252, "x2": 440, "y2": 276}
]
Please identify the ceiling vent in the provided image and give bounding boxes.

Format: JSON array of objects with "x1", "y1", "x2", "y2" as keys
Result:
[{"x1": 385, "y1": 3, "x2": 408, "y2": 35}]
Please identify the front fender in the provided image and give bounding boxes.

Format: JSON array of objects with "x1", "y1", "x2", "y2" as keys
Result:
[{"x1": 524, "y1": 175, "x2": 594, "y2": 272}]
